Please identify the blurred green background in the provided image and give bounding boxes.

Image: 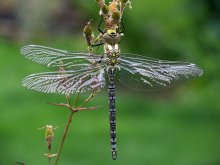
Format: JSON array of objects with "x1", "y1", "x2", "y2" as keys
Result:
[{"x1": 0, "y1": 0, "x2": 220, "y2": 164}]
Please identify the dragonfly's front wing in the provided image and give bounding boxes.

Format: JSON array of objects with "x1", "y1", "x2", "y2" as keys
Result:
[
  {"x1": 119, "y1": 53, "x2": 203, "y2": 90},
  {"x1": 22, "y1": 67, "x2": 105, "y2": 95},
  {"x1": 21, "y1": 45, "x2": 103, "y2": 69}
]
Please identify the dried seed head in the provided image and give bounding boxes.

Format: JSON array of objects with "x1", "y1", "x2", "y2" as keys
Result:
[
  {"x1": 83, "y1": 20, "x2": 95, "y2": 48},
  {"x1": 45, "y1": 125, "x2": 54, "y2": 139},
  {"x1": 109, "y1": 1, "x2": 119, "y2": 13},
  {"x1": 96, "y1": 0, "x2": 105, "y2": 8},
  {"x1": 38, "y1": 125, "x2": 57, "y2": 151},
  {"x1": 83, "y1": 21, "x2": 93, "y2": 37},
  {"x1": 45, "y1": 125, "x2": 54, "y2": 150}
]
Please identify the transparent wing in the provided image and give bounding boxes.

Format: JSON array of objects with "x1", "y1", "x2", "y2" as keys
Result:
[
  {"x1": 21, "y1": 45, "x2": 103, "y2": 69},
  {"x1": 119, "y1": 53, "x2": 203, "y2": 90},
  {"x1": 22, "y1": 65, "x2": 106, "y2": 95}
]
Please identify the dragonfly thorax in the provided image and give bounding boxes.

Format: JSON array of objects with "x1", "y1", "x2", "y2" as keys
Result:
[
  {"x1": 105, "y1": 44, "x2": 120, "y2": 67},
  {"x1": 102, "y1": 29, "x2": 121, "y2": 67}
]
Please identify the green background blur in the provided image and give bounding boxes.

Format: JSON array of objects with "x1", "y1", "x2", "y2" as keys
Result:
[{"x1": 0, "y1": 0, "x2": 220, "y2": 164}]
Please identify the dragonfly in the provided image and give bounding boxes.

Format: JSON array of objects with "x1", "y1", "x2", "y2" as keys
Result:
[{"x1": 21, "y1": 25, "x2": 203, "y2": 161}]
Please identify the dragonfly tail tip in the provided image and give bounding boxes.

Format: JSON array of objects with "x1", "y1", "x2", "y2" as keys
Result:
[{"x1": 112, "y1": 151, "x2": 117, "y2": 160}]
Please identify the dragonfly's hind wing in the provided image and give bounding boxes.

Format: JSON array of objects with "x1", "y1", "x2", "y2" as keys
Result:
[
  {"x1": 119, "y1": 53, "x2": 203, "y2": 91},
  {"x1": 22, "y1": 65, "x2": 106, "y2": 95},
  {"x1": 21, "y1": 45, "x2": 102, "y2": 69}
]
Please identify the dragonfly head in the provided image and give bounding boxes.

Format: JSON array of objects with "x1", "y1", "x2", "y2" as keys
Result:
[
  {"x1": 107, "y1": 29, "x2": 117, "y2": 38},
  {"x1": 103, "y1": 29, "x2": 121, "y2": 45}
]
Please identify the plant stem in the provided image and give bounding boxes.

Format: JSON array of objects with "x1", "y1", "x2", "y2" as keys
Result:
[
  {"x1": 48, "y1": 147, "x2": 51, "y2": 165},
  {"x1": 48, "y1": 157, "x2": 51, "y2": 165},
  {"x1": 54, "y1": 110, "x2": 75, "y2": 165},
  {"x1": 53, "y1": 92, "x2": 96, "y2": 165},
  {"x1": 73, "y1": 92, "x2": 81, "y2": 107}
]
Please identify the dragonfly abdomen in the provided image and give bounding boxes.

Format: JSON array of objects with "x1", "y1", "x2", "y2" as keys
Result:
[{"x1": 108, "y1": 68, "x2": 117, "y2": 160}]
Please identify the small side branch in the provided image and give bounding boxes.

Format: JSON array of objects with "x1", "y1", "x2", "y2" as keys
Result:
[
  {"x1": 48, "y1": 103, "x2": 71, "y2": 109},
  {"x1": 78, "y1": 106, "x2": 102, "y2": 112},
  {"x1": 52, "y1": 91, "x2": 99, "y2": 165}
]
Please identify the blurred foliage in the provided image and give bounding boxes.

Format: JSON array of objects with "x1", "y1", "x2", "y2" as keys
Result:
[{"x1": 0, "y1": 0, "x2": 220, "y2": 165}]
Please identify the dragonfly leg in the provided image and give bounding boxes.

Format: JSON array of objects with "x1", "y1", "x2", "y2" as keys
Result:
[
  {"x1": 98, "y1": 16, "x2": 104, "y2": 34},
  {"x1": 91, "y1": 42, "x2": 104, "y2": 48}
]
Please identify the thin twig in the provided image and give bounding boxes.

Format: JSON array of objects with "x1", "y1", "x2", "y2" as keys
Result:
[
  {"x1": 48, "y1": 103, "x2": 70, "y2": 109},
  {"x1": 73, "y1": 92, "x2": 81, "y2": 107},
  {"x1": 66, "y1": 95, "x2": 71, "y2": 106},
  {"x1": 78, "y1": 92, "x2": 96, "y2": 109},
  {"x1": 78, "y1": 106, "x2": 98, "y2": 111},
  {"x1": 48, "y1": 143, "x2": 51, "y2": 165},
  {"x1": 54, "y1": 92, "x2": 81, "y2": 165},
  {"x1": 48, "y1": 155, "x2": 51, "y2": 165}
]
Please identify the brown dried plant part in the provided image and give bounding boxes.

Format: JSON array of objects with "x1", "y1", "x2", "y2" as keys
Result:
[
  {"x1": 109, "y1": 0, "x2": 119, "y2": 13},
  {"x1": 51, "y1": 92, "x2": 100, "y2": 165},
  {"x1": 85, "y1": 0, "x2": 132, "y2": 49},
  {"x1": 39, "y1": 125, "x2": 58, "y2": 151},
  {"x1": 45, "y1": 125, "x2": 55, "y2": 151},
  {"x1": 83, "y1": 19, "x2": 95, "y2": 51},
  {"x1": 43, "y1": 153, "x2": 58, "y2": 158},
  {"x1": 39, "y1": 125, "x2": 58, "y2": 165},
  {"x1": 96, "y1": 0, "x2": 106, "y2": 8}
]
